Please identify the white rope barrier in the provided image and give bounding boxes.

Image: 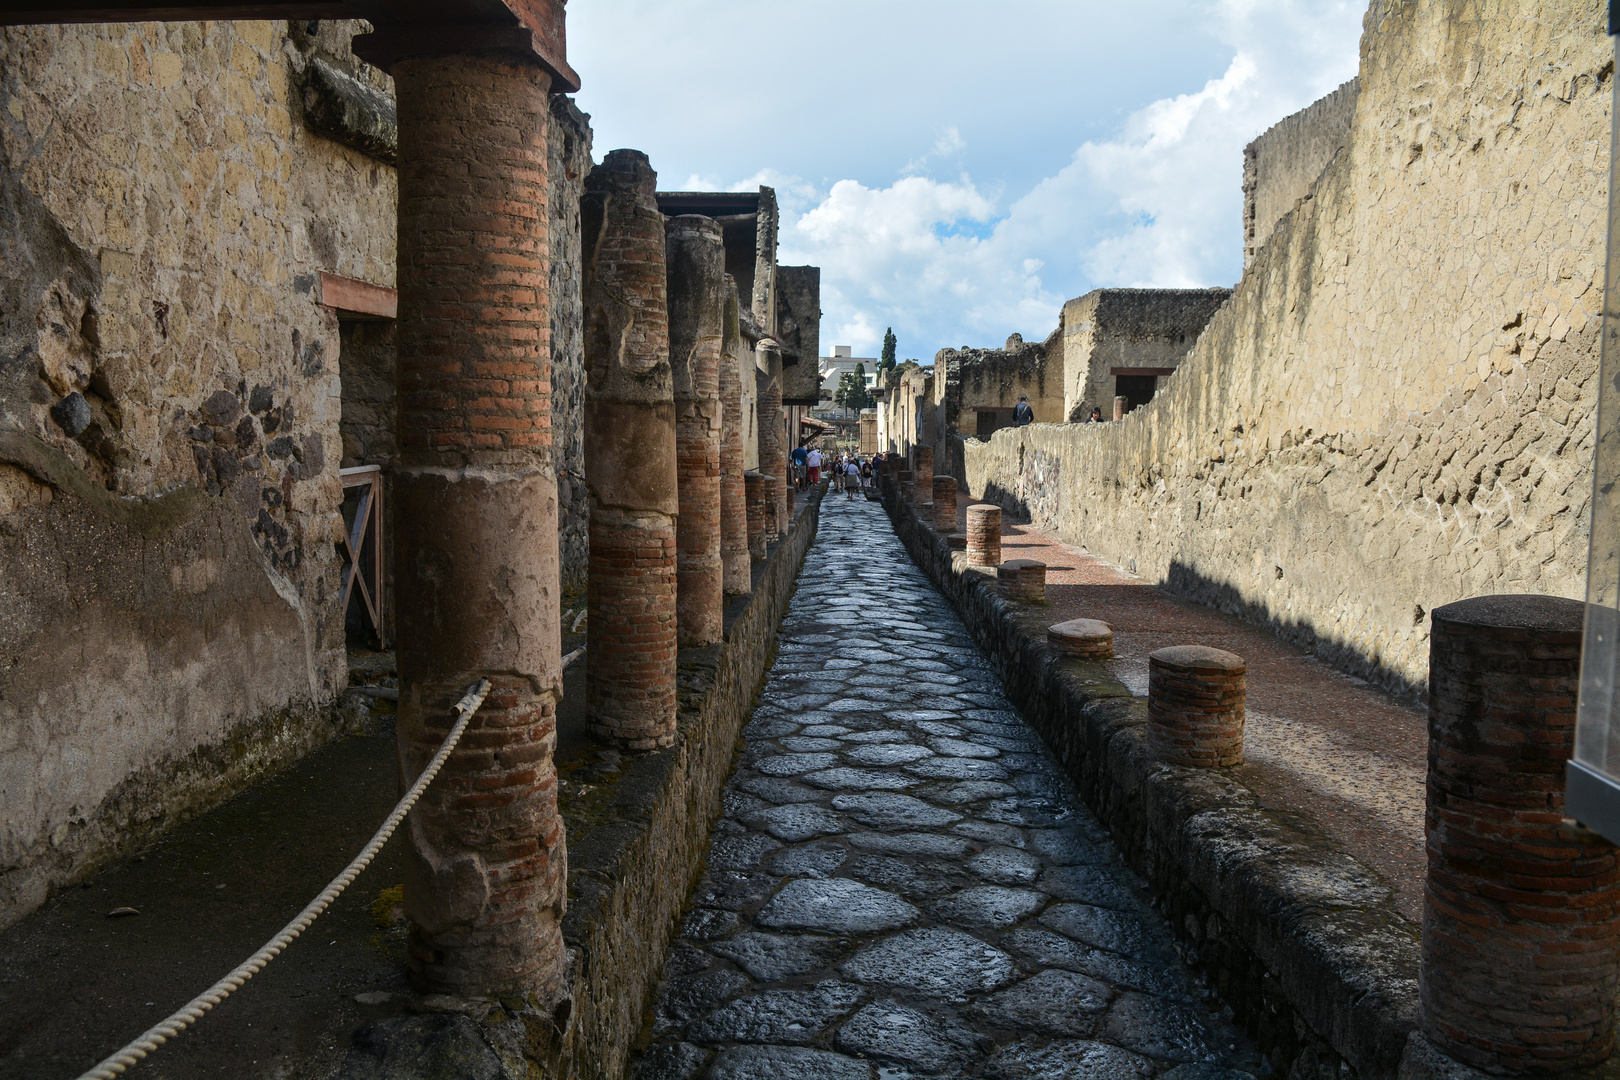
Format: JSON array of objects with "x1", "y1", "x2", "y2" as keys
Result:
[{"x1": 73, "y1": 677, "x2": 492, "y2": 1080}]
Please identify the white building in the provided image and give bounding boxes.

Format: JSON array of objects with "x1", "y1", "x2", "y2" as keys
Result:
[{"x1": 818, "y1": 345, "x2": 879, "y2": 412}]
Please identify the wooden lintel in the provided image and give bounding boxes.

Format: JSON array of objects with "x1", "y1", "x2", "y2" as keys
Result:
[
  {"x1": 1110, "y1": 367, "x2": 1175, "y2": 377},
  {"x1": 320, "y1": 272, "x2": 396, "y2": 320},
  {"x1": 0, "y1": 1, "x2": 356, "y2": 23}
]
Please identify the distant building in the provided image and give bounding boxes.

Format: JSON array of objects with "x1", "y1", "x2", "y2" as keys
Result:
[{"x1": 819, "y1": 345, "x2": 878, "y2": 408}]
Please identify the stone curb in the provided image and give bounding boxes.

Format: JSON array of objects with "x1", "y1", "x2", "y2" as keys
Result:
[
  {"x1": 557, "y1": 487, "x2": 824, "y2": 1080},
  {"x1": 880, "y1": 481, "x2": 1418, "y2": 1080}
]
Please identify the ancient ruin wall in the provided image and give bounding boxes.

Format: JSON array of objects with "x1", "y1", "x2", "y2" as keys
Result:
[
  {"x1": 0, "y1": 20, "x2": 396, "y2": 929},
  {"x1": 964, "y1": 0, "x2": 1606, "y2": 695},
  {"x1": 550, "y1": 94, "x2": 592, "y2": 593},
  {"x1": 1062, "y1": 288, "x2": 1233, "y2": 422},
  {"x1": 1243, "y1": 78, "x2": 1358, "y2": 268}
]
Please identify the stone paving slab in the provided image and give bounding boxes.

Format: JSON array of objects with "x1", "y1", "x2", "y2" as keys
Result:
[{"x1": 630, "y1": 499, "x2": 1259, "y2": 1080}]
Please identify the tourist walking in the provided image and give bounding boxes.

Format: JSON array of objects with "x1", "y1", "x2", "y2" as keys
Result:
[
  {"x1": 843, "y1": 458, "x2": 860, "y2": 500},
  {"x1": 1014, "y1": 395, "x2": 1033, "y2": 426},
  {"x1": 791, "y1": 444, "x2": 808, "y2": 490},
  {"x1": 806, "y1": 446, "x2": 822, "y2": 485}
]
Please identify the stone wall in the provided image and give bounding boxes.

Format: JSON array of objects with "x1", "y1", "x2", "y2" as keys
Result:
[
  {"x1": 549, "y1": 94, "x2": 592, "y2": 593},
  {"x1": 962, "y1": 0, "x2": 1606, "y2": 696},
  {"x1": 0, "y1": 19, "x2": 401, "y2": 929},
  {"x1": 1243, "y1": 79, "x2": 1358, "y2": 269},
  {"x1": 1061, "y1": 288, "x2": 1233, "y2": 422},
  {"x1": 776, "y1": 265, "x2": 822, "y2": 406},
  {"x1": 937, "y1": 330, "x2": 1064, "y2": 439}
]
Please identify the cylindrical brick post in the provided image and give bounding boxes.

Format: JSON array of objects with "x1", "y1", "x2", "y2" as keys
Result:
[
  {"x1": 390, "y1": 53, "x2": 565, "y2": 999},
  {"x1": 756, "y1": 339, "x2": 786, "y2": 536},
  {"x1": 718, "y1": 279, "x2": 750, "y2": 595},
  {"x1": 933, "y1": 476, "x2": 957, "y2": 532},
  {"x1": 1422, "y1": 595, "x2": 1620, "y2": 1074},
  {"x1": 914, "y1": 445, "x2": 934, "y2": 507},
  {"x1": 760, "y1": 471, "x2": 782, "y2": 542},
  {"x1": 899, "y1": 470, "x2": 915, "y2": 503},
  {"x1": 998, "y1": 559, "x2": 1046, "y2": 603},
  {"x1": 580, "y1": 149, "x2": 678, "y2": 751},
  {"x1": 1049, "y1": 618, "x2": 1114, "y2": 659},
  {"x1": 1147, "y1": 646, "x2": 1246, "y2": 767},
  {"x1": 744, "y1": 470, "x2": 769, "y2": 561},
  {"x1": 965, "y1": 503, "x2": 1001, "y2": 567},
  {"x1": 1113, "y1": 395, "x2": 1126, "y2": 421},
  {"x1": 667, "y1": 215, "x2": 725, "y2": 648}
]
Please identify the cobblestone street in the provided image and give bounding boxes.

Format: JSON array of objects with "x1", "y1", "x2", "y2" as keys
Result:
[{"x1": 632, "y1": 497, "x2": 1260, "y2": 1080}]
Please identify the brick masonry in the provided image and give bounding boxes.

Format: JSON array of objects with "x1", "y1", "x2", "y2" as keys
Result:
[
  {"x1": 932, "y1": 475, "x2": 957, "y2": 532},
  {"x1": 913, "y1": 444, "x2": 934, "y2": 506},
  {"x1": 390, "y1": 51, "x2": 565, "y2": 999},
  {"x1": 557, "y1": 487, "x2": 823, "y2": 1080},
  {"x1": 1422, "y1": 595, "x2": 1620, "y2": 1073},
  {"x1": 744, "y1": 470, "x2": 769, "y2": 560},
  {"x1": 965, "y1": 503, "x2": 1001, "y2": 567},
  {"x1": 1147, "y1": 645, "x2": 1247, "y2": 769},
  {"x1": 1048, "y1": 618, "x2": 1115, "y2": 659},
  {"x1": 881, "y1": 478, "x2": 1420, "y2": 1080},
  {"x1": 997, "y1": 557, "x2": 1046, "y2": 603},
  {"x1": 580, "y1": 150, "x2": 679, "y2": 751},
  {"x1": 755, "y1": 340, "x2": 786, "y2": 537},
  {"x1": 668, "y1": 215, "x2": 725, "y2": 648}
]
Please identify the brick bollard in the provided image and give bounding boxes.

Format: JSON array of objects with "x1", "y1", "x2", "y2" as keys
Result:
[
  {"x1": 899, "y1": 470, "x2": 915, "y2": 503},
  {"x1": 998, "y1": 559, "x2": 1046, "y2": 603},
  {"x1": 933, "y1": 476, "x2": 957, "y2": 532},
  {"x1": 717, "y1": 279, "x2": 750, "y2": 595},
  {"x1": 1049, "y1": 618, "x2": 1114, "y2": 659},
  {"x1": 580, "y1": 150, "x2": 678, "y2": 751},
  {"x1": 914, "y1": 446, "x2": 934, "y2": 507},
  {"x1": 667, "y1": 215, "x2": 725, "y2": 648},
  {"x1": 1422, "y1": 595, "x2": 1620, "y2": 1074},
  {"x1": 965, "y1": 504, "x2": 1001, "y2": 567},
  {"x1": 388, "y1": 52, "x2": 566, "y2": 999},
  {"x1": 1147, "y1": 646, "x2": 1246, "y2": 767},
  {"x1": 1113, "y1": 395, "x2": 1126, "y2": 421},
  {"x1": 743, "y1": 470, "x2": 770, "y2": 561}
]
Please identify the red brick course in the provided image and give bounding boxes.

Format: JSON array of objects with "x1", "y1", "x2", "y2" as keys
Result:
[
  {"x1": 913, "y1": 446, "x2": 935, "y2": 507},
  {"x1": 391, "y1": 53, "x2": 565, "y2": 999},
  {"x1": 932, "y1": 476, "x2": 957, "y2": 532},
  {"x1": 1048, "y1": 618, "x2": 1115, "y2": 659},
  {"x1": 1422, "y1": 595, "x2": 1620, "y2": 1073},
  {"x1": 898, "y1": 470, "x2": 915, "y2": 504},
  {"x1": 745, "y1": 470, "x2": 771, "y2": 560},
  {"x1": 997, "y1": 558, "x2": 1046, "y2": 603},
  {"x1": 965, "y1": 504, "x2": 1001, "y2": 568},
  {"x1": 1147, "y1": 645, "x2": 1246, "y2": 768}
]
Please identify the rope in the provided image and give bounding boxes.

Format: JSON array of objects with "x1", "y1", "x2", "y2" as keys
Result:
[{"x1": 73, "y1": 677, "x2": 492, "y2": 1080}]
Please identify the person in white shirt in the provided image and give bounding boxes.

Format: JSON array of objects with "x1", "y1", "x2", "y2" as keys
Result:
[{"x1": 806, "y1": 447, "x2": 823, "y2": 484}]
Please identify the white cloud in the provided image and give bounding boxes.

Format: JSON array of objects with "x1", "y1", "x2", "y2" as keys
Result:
[{"x1": 770, "y1": 0, "x2": 1362, "y2": 359}]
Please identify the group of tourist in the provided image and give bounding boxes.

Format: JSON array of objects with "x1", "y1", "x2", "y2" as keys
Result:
[{"x1": 790, "y1": 443, "x2": 881, "y2": 501}]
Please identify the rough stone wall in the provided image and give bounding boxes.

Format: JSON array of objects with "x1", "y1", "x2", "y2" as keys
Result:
[
  {"x1": 0, "y1": 19, "x2": 396, "y2": 929},
  {"x1": 775, "y1": 264, "x2": 822, "y2": 405},
  {"x1": 1243, "y1": 79, "x2": 1358, "y2": 269},
  {"x1": 549, "y1": 94, "x2": 592, "y2": 593},
  {"x1": 937, "y1": 330, "x2": 1064, "y2": 439},
  {"x1": 1062, "y1": 288, "x2": 1233, "y2": 422},
  {"x1": 963, "y1": 0, "x2": 1606, "y2": 697}
]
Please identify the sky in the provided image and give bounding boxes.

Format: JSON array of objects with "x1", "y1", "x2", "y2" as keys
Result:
[{"x1": 568, "y1": 0, "x2": 1365, "y2": 363}]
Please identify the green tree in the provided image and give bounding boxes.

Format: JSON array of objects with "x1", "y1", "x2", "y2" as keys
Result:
[{"x1": 881, "y1": 328, "x2": 897, "y2": 367}]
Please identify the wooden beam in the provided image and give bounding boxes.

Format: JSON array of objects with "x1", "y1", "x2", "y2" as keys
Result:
[
  {"x1": 320, "y1": 272, "x2": 397, "y2": 320},
  {"x1": 0, "y1": 1, "x2": 356, "y2": 22},
  {"x1": 1110, "y1": 367, "x2": 1175, "y2": 377}
]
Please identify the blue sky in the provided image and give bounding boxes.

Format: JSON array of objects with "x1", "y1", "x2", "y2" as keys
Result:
[{"x1": 569, "y1": 0, "x2": 1364, "y2": 363}]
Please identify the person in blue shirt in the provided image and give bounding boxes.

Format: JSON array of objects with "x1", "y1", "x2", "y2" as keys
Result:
[
  {"x1": 1014, "y1": 396, "x2": 1034, "y2": 426},
  {"x1": 791, "y1": 444, "x2": 809, "y2": 490}
]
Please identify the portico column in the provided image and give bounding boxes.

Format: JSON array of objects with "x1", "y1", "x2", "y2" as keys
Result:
[
  {"x1": 667, "y1": 216, "x2": 725, "y2": 647},
  {"x1": 581, "y1": 150, "x2": 679, "y2": 749},
  {"x1": 388, "y1": 52, "x2": 565, "y2": 1000},
  {"x1": 718, "y1": 281, "x2": 751, "y2": 594},
  {"x1": 756, "y1": 339, "x2": 786, "y2": 535}
]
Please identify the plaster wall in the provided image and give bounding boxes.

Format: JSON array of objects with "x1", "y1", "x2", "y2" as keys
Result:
[
  {"x1": 1244, "y1": 79, "x2": 1359, "y2": 269},
  {"x1": 0, "y1": 19, "x2": 395, "y2": 929},
  {"x1": 1062, "y1": 289, "x2": 1233, "y2": 423},
  {"x1": 963, "y1": 0, "x2": 1607, "y2": 696}
]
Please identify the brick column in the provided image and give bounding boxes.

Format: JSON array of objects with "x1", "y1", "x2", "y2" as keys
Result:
[
  {"x1": 933, "y1": 476, "x2": 957, "y2": 532},
  {"x1": 1049, "y1": 618, "x2": 1114, "y2": 659},
  {"x1": 1423, "y1": 595, "x2": 1620, "y2": 1073},
  {"x1": 1147, "y1": 646, "x2": 1246, "y2": 767},
  {"x1": 965, "y1": 503, "x2": 1001, "y2": 567},
  {"x1": 899, "y1": 470, "x2": 915, "y2": 503},
  {"x1": 389, "y1": 53, "x2": 565, "y2": 999},
  {"x1": 755, "y1": 339, "x2": 786, "y2": 536},
  {"x1": 580, "y1": 149, "x2": 678, "y2": 750},
  {"x1": 718, "y1": 280, "x2": 750, "y2": 594},
  {"x1": 667, "y1": 216, "x2": 725, "y2": 647},
  {"x1": 914, "y1": 445, "x2": 934, "y2": 507},
  {"x1": 743, "y1": 470, "x2": 769, "y2": 561},
  {"x1": 998, "y1": 558, "x2": 1046, "y2": 603}
]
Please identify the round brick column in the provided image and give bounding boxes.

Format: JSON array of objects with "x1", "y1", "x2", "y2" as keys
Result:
[
  {"x1": 965, "y1": 504, "x2": 1001, "y2": 567},
  {"x1": 1147, "y1": 646, "x2": 1246, "y2": 767},
  {"x1": 755, "y1": 340, "x2": 786, "y2": 535},
  {"x1": 1049, "y1": 618, "x2": 1114, "y2": 659},
  {"x1": 1423, "y1": 595, "x2": 1620, "y2": 1074},
  {"x1": 718, "y1": 282, "x2": 750, "y2": 595},
  {"x1": 667, "y1": 215, "x2": 725, "y2": 648},
  {"x1": 391, "y1": 53, "x2": 565, "y2": 999},
  {"x1": 998, "y1": 559, "x2": 1046, "y2": 603},
  {"x1": 743, "y1": 470, "x2": 769, "y2": 561},
  {"x1": 933, "y1": 476, "x2": 957, "y2": 532},
  {"x1": 580, "y1": 150, "x2": 678, "y2": 751},
  {"x1": 914, "y1": 446, "x2": 934, "y2": 507}
]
